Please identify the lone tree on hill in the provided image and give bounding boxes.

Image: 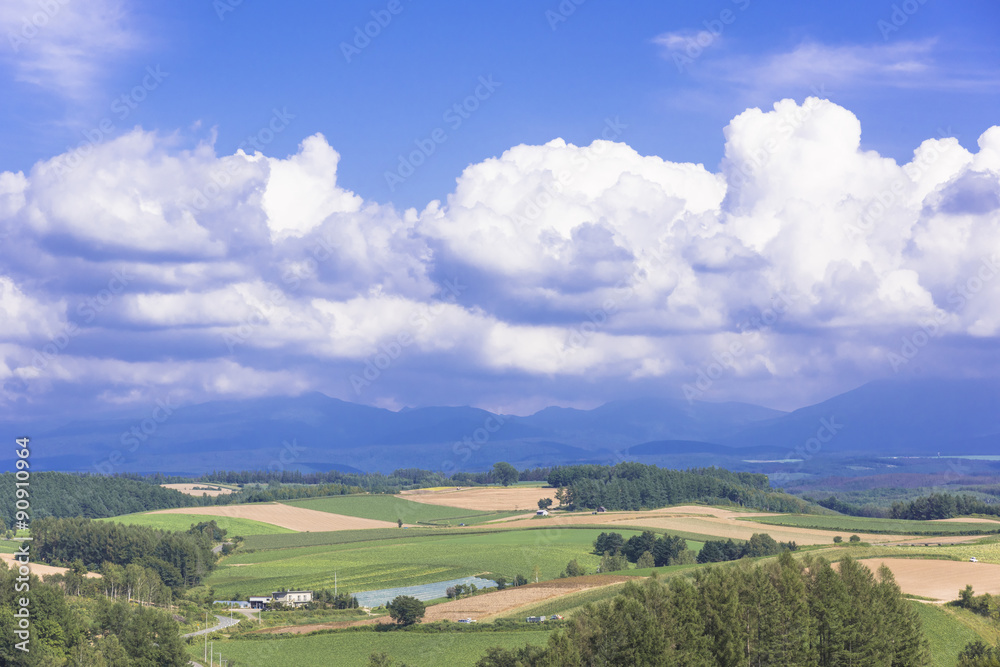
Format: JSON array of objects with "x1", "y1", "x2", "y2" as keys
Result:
[
  {"x1": 492, "y1": 462, "x2": 519, "y2": 487},
  {"x1": 386, "y1": 595, "x2": 425, "y2": 626}
]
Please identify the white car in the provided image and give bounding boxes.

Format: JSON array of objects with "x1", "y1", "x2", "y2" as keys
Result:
[{"x1": 970, "y1": 557, "x2": 978, "y2": 562}]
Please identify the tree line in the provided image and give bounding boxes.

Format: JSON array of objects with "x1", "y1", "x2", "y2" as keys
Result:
[
  {"x1": 0, "y1": 472, "x2": 366, "y2": 525},
  {"x1": 31, "y1": 516, "x2": 217, "y2": 589},
  {"x1": 697, "y1": 533, "x2": 797, "y2": 563},
  {"x1": 809, "y1": 491, "x2": 1000, "y2": 520},
  {"x1": 0, "y1": 472, "x2": 203, "y2": 528},
  {"x1": 477, "y1": 554, "x2": 930, "y2": 666},
  {"x1": 593, "y1": 531, "x2": 693, "y2": 568},
  {"x1": 0, "y1": 563, "x2": 188, "y2": 666},
  {"x1": 545, "y1": 462, "x2": 814, "y2": 513}
]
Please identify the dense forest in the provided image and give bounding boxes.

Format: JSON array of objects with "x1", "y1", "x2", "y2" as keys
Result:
[
  {"x1": 546, "y1": 463, "x2": 815, "y2": 512},
  {"x1": 32, "y1": 517, "x2": 217, "y2": 588},
  {"x1": 0, "y1": 472, "x2": 202, "y2": 527},
  {"x1": 0, "y1": 563, "x2": 187, "y2": 666},
  {"x1": 810, "y1": 491, "x2": 1000, "y2": 520},
  {"x1": 477, "y1": 554, "x2": 930, "y2": 666},
  {"x1": 0, "y1": 472, "x2": 366, "y2": 526}
]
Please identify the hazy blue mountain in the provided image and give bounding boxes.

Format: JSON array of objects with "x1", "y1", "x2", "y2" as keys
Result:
[
  {"x1": 2, "y1": 378, "x2": 997, "y2": 474},
  {"x1": 720, "y1": 378, "x2": 1000, "y2": 456}
]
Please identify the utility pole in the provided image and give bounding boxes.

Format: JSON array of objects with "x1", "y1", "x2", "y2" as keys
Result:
[
  {"x1": 210, "y1": 641, "x2": 213, "y2": 667},
  {"x1": 204, "y1": 612, "x2": 208, "y2": 661}
]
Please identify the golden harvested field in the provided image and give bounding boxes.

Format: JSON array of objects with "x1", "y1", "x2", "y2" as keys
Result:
[
  {"x1": 160, "y1": 483, "x2": 234, "y2": 497},
  {"x1": 150, "y1": 503, "x2": 399, "y2": 531},
  {"x1": 1, "y1": 553, "x2": 102, "y2": 578},
  {"x1": 851, "y1": 558, "x2": 1000, "y2": 601},
  {"x1": 401, "y1": 486, "x2": 560, "y2": 511},
  {"x1": 931, "y1": 517, "x2": 1000, "y2": 524},
  {"x1": 614, "y1": 515, "x2": 903, "y2": 546},
  {"x1": 878, "y1": 535, "x2": 984, "y2": 546},
  {"x1": 403, "y1": 488, "x2": 908, "y2": 545},
  {"x1": 422, "y1": 575, "x2": 636, "y2": 622},
  {"x1": 473, "y1": 505, "x2": 902, "y2": 546}
]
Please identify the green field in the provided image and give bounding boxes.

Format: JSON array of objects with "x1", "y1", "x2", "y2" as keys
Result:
[
  {"x1": 285, "y1": 494, "x2": 520, "y2": 525},
  {"x1": 743, "y1": 514, "x2": 1000, "y2": 536},
  {"x1": 912, "y1": 601, "x2": 990, "y2": 667},
  {"x1": 208, "y1": 528, "x2": 685, "y2": 598},
  {"x1": 187, "y1": 629, "x2": 551, "y2": 667},
  {"x1": 0, "y1": 540, "x2": 20, "y2": 554},
  {"x1": 97, "y1": 512, "x2": 295, "y2": 536}
]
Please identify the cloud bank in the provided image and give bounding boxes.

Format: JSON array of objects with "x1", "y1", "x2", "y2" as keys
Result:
[{"x1": 1, "y1": 98, "x2": 998, "y2": 415}]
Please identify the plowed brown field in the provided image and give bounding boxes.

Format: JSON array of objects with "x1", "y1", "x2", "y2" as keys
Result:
[
  {"x1": 150, "y1": 503, "x2": 399, "y2": 531},
  {"x1": 849, "y1": 558, "x2": 1000, "y2": 601}
]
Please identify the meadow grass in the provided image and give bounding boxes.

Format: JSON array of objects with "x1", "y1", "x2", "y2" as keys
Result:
[
  {"x1": 97, "y1": 512, "x2": 294, "y2": 536},
  {"x1": 209, "y1": 528, "x2": 656, "y2": 599},
  {"x1": 742, "y1": 514, "x2": 1000, "y2": 536},
  {"x1": 808, "y1": 540, "x2": 1000, "y2": 565},
  {"x1": 284, "y1": 494, "x2": 519, "y2": 525},
  {"x1": 186, "y1": 629, "x2": 552, "y2": 667},
  {"x1": 0, "y1": 540, "x2": 20, "y2": 553},
  {"x1": 911, "y1": 601, "x2": 991, "y2": 667}
]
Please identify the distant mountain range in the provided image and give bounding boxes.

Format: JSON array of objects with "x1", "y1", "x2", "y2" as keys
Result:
[{"x1": 2, "y1": 378, "x2": 998, "y2": 475}]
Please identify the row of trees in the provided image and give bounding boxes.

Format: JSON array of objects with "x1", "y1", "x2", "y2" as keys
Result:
[
  {"x1": 477, "y1": 554, "x2": 930, "y2": 666},
  {"x1": 0, "y1": 472, "x2": 203, "y2": 526},
  {"x1": 0, "y1": 562, "x2": 188, "y2": 665},
  {"x1": 217, "y1": 481, "x2": 364, "y2": 505},
  {"x1": 890, "y1": 492, "x2": 1000, "y2": 520},
  {"x1": 192, "y1": 464, "x2": 549, "y2": 493},
  {"x1": 593, "y1": 531, "x2": 693, "y2": 567},
  {"x1": 811, "y1": 491, "x2": 1000, "y2": 521},
  {"x1": 44, "y1": 560, "x2": 173, "y2": 607},
  {"x1": 697, "y1": 533, "x2": 797, "y2": 563},
  {"x1": 546, "y1": 463, "x2": 812, "y2": 512},
  {"x1": 31, "y1": 516, "x2": 217, "y2": 588},
  {"x1": 956, "y1": 585, "x2": 996, "y2": 618}
]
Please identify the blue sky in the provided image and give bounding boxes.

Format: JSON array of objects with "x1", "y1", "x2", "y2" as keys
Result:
[
  {"x1": 4, "y1": 0, "x2": 998, "y2": 209},
  {"x1": 0, "y1": 0, "x2": 998, "y2": 417}
]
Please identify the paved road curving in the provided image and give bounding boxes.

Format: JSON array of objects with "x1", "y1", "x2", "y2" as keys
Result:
[{"x1": 182, "y1": 613, "x2": 240, "y2": 639}]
